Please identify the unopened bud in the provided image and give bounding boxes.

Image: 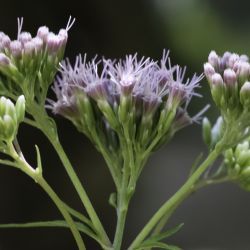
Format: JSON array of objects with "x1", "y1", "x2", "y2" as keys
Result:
[
  {"x1": 208, "y1": 51, "x2": 220, "y2": 69},
  {"x1": 240, "y1": 81, "x2": 250, "y2": 107},
  {"x1": 223, "y1": 69, "x2": 237, "y2": 87},
  {"x1": 0, "y1": 96, "x2": 7, "y2": 116},
  {"x1": 18, "y1": 32, "x2": 32, "y2": 44},
  {"x1": 23, "y1": 41, "x2": 35, "y2": 55},
  {"x1": 32, "y1": 37, "x2": 43, "y2": 52},
  {"x1": 1, "y1": 35, "x2": 11, "y2": 49},
  {"x1": 37, "y1": 26, "x2": 49, "y2": 41},
  {"x1": 220, "y1": 51, "x2": 231, "y2": 69},
  {"x1": 228, "y1": 53, "x2": 240, "y2": 68},
  {"x1": 46, "y1": 32, "x2": 61, "y2": 53},
  {"x1": 211, "y1": 116, "x2": 223, "y2": 146},
  {"x1": 202, "y1": 117, "x2": 212, "y2": 147},
  {"x1": 211, "y1": 73, "x2": 224, "y2": 106},
  {"x1": 204, "y1": 63, "x2": 215, "y2": 82},
  {"x1": 10, "y1": 40, "x2": 22, "y2": 58},
  {"x1": 238, "y1": 150, "x2": 250, "y2": 166},
  {"x1": 15, "y1": 95, "x2": 25, "y2": 123},
  {"x1": 235, "y1": 141, "x2": 249, "y2": 158},
  {"x1": 5, "y1": 99, "x2": 16, "y2": 120},
  {"x1": 240, "y1": 55, "x2": 249, "y2": 62},
  {"x1": 237, "y1": 61, "x2": 250, "y2": 85},
  {"x1": 3, "y1": 114, "x2": 15, "y2": 140},
  {"x1": 0, "y1": 53, "x2": 10, "y2": 67},
  {"x1": 58, "y1": 29, "x2": 68, "y2": 46}
]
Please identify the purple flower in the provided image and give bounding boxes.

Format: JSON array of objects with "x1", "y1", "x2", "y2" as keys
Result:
[{"x1": 50, "y1": 51, "x2": 204, "y2": 152}]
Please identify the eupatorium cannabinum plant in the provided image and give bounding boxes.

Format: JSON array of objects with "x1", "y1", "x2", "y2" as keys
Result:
[{"x1": 0, "y1": 18, "x2": 249, "y2": 250}]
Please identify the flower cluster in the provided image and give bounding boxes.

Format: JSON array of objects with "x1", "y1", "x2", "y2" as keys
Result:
[
  {"x1": 204, "y1": 51, "x2": 250, "y2": 146},
  {"x1": 51, "y1": 51, "x2": 203, "y2": 170},
  {"x1": 0, "y1": 95, "x2": 25, "y2": 145},
  {"x1": 0, "y1": 17, "x2": 74, "y2": 105},
  {"x1": 223, "y1": 139, "x2": 250, "y2": 191}
]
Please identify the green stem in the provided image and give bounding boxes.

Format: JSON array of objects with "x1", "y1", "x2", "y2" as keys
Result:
[
  {"x1": 129, "y1": 143, "x2": 223, "y2": 249},
  {"x1": 30, "y1": 107, "x2": 111, "y2": 247},
  {"x1": 113, "y1": 126, "x2": 134, "y2": 249},
  {"x1": 50, "y1": 136, "x2": 111, "y2": 246},
  {"x1": 38, "y1": 178, "x2": 86, "y2": 250},
  {"x1": 8, "y1": 144, "x2": 86, "y2": 250}
]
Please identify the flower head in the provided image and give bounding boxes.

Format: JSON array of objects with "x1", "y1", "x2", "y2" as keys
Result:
[
  {"x1": 0, "y1": 17, "x2": 74, "y2": 105},
  {"x1": 51, "y1": 51, "x2": 203, "y2": 155},
  {"x1": 204, "y1": 50, "x2": 250, "y2": 147}
]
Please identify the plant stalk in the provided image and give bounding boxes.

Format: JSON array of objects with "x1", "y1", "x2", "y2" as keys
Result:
[{"x1": 128, "y1": 143, "x2": 223, "y2": 249}]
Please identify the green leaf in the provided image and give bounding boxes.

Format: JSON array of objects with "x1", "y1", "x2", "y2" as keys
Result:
[
  {"x1": 145, "y1": 223, "x2": 184, "y2": 244},
  {"x1": 35, "y1": 145, "x2": 42, "y2": 174},
  {"x1": 0, "y1": 220, "x2": 102, "y2": 246},
  {"x1": 134, "y1": 242, "x2": 181, "y2": 250}
]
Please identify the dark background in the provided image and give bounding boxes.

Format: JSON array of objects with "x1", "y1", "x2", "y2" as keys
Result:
[{"x1": 0, "y1": 0, "x2": 250, "y2": 249}]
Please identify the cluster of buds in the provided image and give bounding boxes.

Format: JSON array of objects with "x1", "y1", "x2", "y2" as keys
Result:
[
  {"x1": 0, "y1": 17, "x2": 74, "y2": 105},
  {"x1": 0, "y1": 95, "x2": 25, "y2": 145},
  {"x1": 204, "y1": 51, "x2": 250, "y2": 146},
  {"x1": 50, "y1": 51, "x2": 203, "y2": 177},
  {"x1": 223, "y1": 140, "x2": 250, "y2": 191}
]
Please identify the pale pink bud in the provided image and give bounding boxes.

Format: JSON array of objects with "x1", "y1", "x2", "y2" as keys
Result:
[
  {"x1": 23, "y1": 41, "x2": 35, "y2": 55},
  {"x1": 228, "y1": 53, "x2": 240, "y2": 68},
  {"x1": 18, "y1": 32, "x2": 32, "y2": 44},
  {"x1": 212, "y1": 73, "x2": 223, "y2": 86},
  {"x1": 223, "y1": 69, "x2": 237, "y2": 86},
  {"x1": 32, "y1": 37, "x2": 43, "y2": 52},
  {"x1": 204, "y1": 63, "x2": 215, "y2": 79},
  {"x1": 208, "y1": 51, "x2": 219, "y2": 69},
  {"x1": 10, "y1": 40, "x2": 22, "y2": 57},
  {"x1": 37, "y1": 26, "x2": 49, "y2": 41},
  {"x1": 1, "y1": 35, "x2": 11, "y2": 48},
  {"x1": 0, "y1": 53, "x2": 10, "y2": 66},
  {"x1": 46, "y1": 32, "x2": 61, "y2": 53}
]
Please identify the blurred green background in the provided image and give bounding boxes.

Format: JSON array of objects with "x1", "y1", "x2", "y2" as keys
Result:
[{"x1": 0, "y1": 0, "x2": 250, "y2": 249}]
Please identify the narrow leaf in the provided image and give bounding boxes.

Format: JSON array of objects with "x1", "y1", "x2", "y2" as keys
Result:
[
  {"x1": 35, "y1": 145, "x2": 42, "y2": 174},
  {"x1": 145, "y1": 223, "x2": 184, "y2": 244},
  {"x1": 135, "y1": 242, "x2": 182, "y2": 250},
  {"x1": 0, "y1": 220, "x2": 100, "y2": 244}
]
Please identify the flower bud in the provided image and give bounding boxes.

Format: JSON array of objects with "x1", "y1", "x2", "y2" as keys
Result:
[
  {"x1": 235, "y1": 141, "x2": 249, "y2": 158},
  {"x1": 202, "y1": 117, "x2": 212, "y2": 147},
  {"x1": 237, "y1": 61, "x2": 250, "y2": 86},
  {"x1": 1, "y1": 35, "x2": 11, "y2": 49},
  {"x1": 223, "y1": 69, "x2": 237, "y2": 87},
  {"x1": 220, "y1": 51, "x2": 231, "y2": 69},
  {"x1": 5, "y1": 99, "x2": 16, "y2": 120},
  {"x1": 208, "y1": 51, "x2": 219, "y2": 69},
  {"x1": 18, "y1": 32, "x2": 32, "y2": 44},
  {"x1": 15, "y1": 95, "x2": 25, "y2": 123},
  {"x1": 228, "y1": 53, "x2": 240, "y2": 68},
  {"x1": 23, "y1": 41, "x2": 35, "y2": 55},
  {"x1": 240, "y1": 81, "x2": 250, "y2": 107},
  {"x1": 0, "y1": 53, "x2": 10, "y2": 67},
  {"x1": 211, "y1": 116, "x2": 223, "y2": 146},
  {"x1": 204, "y1": 63, "x2": 215, "y2": 83},
  {"x1": 3, "y1": 114, "x2": 15, "y2": 140},
  {"x1": 10, "y1": 40, "x2": 22, "y2": 58},
  {"x1": 211, "y1": 73, "x2": 224, "y2": 106},
  {"x1": 37, "y1": 26, "x2": 49, "y2": 41},
  {"x1": 240, "y1": 55, "x2": 248, "y2": 62},
  {"x1": 238, "y1": 150, "x2": 250, "y2": 166},
  {"x1": 58, "y1": 29, "x2": 68, "y2": 46},
  {"x1": 46, "y1": 33, "x2": 61, "y2": 53},
  {"x1": 0, "y1": 96, "x2": 7, "y2": 116},
  {"x1": 32, "y1": 37, "x2": 43, "y2": 53}
]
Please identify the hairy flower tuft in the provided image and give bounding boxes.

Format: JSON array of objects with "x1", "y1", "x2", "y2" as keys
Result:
[{"x1": 50, "y1": 51, "x2": 203, "y2": 155}]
